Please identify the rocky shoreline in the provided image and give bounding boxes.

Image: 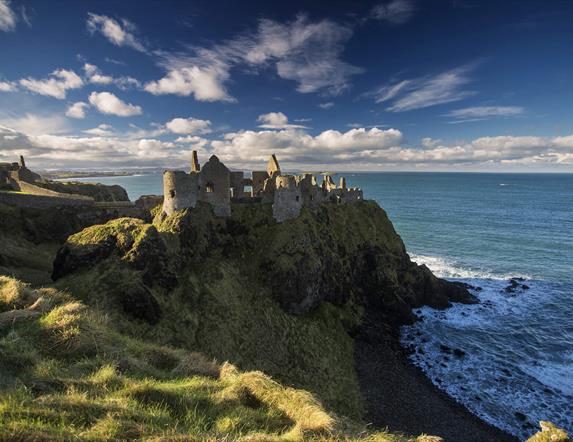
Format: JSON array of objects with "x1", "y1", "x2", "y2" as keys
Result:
[{"x1": 354, "y1": 310, "x2": 518, "y2": 441}]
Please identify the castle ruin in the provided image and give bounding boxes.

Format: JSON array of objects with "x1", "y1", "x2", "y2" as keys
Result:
[
  {"x1": 0, "y1": 155, "x2": 45, "y2": 188},
  {"x1": 162, "y1": 152, "x2": 363, "y2": 222}
]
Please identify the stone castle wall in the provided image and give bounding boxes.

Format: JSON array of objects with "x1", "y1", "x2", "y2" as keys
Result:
[
  {"x1": 0, "y1": 191, "x2": 95, "y2": 209},
  {"x1": 15, "y1": 180, "x2": 94, "y2": 201}
]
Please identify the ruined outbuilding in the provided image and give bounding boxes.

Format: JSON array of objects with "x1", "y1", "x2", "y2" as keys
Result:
[
  {"x1": 162, "y1": 152, "x2": 363, "y2": 222},
  {"x1": 0, "y1": 156, "x2": 45, "y2": 189}
]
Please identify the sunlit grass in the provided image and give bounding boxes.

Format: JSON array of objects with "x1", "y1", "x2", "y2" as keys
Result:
[{"x1": 0, "y1": 275, "x2": 431, "y2": 441}]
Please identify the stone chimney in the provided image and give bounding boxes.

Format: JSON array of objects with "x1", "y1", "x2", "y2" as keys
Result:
[{"x1": 19, "y1": 155, "x2": 26, "y2": 168}]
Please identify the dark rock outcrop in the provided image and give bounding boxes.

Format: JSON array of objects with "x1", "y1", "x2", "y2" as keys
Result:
[
  {"x1": 52, "y1": 218, "x2": 176, "y2": 289},
  {"x1": 56, "y1": 201, "x2": 475, "y2": 325}
]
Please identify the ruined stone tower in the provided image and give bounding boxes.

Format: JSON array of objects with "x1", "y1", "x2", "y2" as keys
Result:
[{"x1": 273, "y1": 175, "x2": 302, "y2": 222}]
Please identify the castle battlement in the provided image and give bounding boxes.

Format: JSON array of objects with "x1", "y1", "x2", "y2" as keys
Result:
[{"x1": 162, "y1": 152, "x2": 363, "y2": 222}]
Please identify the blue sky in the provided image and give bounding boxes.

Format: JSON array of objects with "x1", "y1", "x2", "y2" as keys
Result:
[{"x1": 1, "y1": 0, "x2": 573, "y2": 171}]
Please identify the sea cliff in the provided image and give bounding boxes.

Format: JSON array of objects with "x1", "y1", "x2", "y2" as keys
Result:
[
  {"x1": 50, "y1": 201, "x2": 488, "y2": 433},
  {"x1": 0, "y1": 196, "x2": 569, "y2": 441}
]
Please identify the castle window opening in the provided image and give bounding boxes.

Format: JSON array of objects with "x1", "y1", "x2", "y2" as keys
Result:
[
  {"x1": 170, "y1": 190, "x2": 176, "y2": 198},
  {"x1": 206, "y1": 182, "x2": 214, "y2": 193},
  {"x1": 296, "y1": 195, "x2": 300, "y2": 202}
]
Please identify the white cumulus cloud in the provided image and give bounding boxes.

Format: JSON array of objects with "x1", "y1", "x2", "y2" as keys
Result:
[
  {"x1": 144, "y1": 65, "x2": 233, "y2": 102},
  {"x1": 83, "y1": 63, "x2": 141, "y2": 89},
  {"x1": 88, "y1": 91, "x2": 142, "y2": 117},
  {"x1": 257, "y1": 112, "x2": 307, "y2": 129},
  {"x1": 0, "y1": 81, "x2": 17, "y2": 92},
  {"x1": 65, "y1": 101, "x2": 89, "y2": 119},
  {"x1": 145, "y1": 16, "x2": 362, "y2": 102},
  {"x1": 83, "y1": 124, "x2": 115, "y2": 137},
  {"x1": 19, "y1": 69, "x2": 84, "y2": 99},
  {"x1": 211, "y1": 126, "x2": 404, "y2": 165},
  {"x1": 165, "y1": 117, "x2": 212, "y2": 135}
]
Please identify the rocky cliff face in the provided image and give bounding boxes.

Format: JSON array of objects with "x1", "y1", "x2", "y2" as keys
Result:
[
  {"x1": 53, "y1": 200, "x2": 474, "y2": 322},
  {"x1": 50, "y1": 200, "x2": 476, "y2": 419}
]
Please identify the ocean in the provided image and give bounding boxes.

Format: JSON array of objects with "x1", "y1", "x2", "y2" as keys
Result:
[{"x1": 63, "y1": 172, "x2": 573, "y2": 439}]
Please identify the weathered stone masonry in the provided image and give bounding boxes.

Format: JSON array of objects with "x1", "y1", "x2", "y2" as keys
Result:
[{"x1": 162, "y1": 152, "x2": 363, "y2": 222}]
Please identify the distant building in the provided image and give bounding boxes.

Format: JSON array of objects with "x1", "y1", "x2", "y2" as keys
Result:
[
  {"x1": 0, "y1": 155, "x2": 45, "y2": 189},
  {"x1": 162, "y1": 152, "x2": 363, "y2": 222}
]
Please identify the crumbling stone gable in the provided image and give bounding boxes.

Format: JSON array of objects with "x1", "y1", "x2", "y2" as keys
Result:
[
  {"x1": 191, "y1": 151, "x2": 201, "y2": 172},
  {"x1": 266, "y1": 154, "x2": 281, "y2": 177},
  {"x1": 198, "y1": 155, "x2": 231, "y2": 217},
  {"x1": 321, "y1": 175, "x2": 337, "y2": 192}
]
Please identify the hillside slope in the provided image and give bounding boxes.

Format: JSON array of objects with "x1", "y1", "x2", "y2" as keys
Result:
[
  {"x1": 0, "y1": 275, "x2": 425, "y2": 441},
  {"x1": 51, "y1": 201, "x2": 473, "y2": 419}
]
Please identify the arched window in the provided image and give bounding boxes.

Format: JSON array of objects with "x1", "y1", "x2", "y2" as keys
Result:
[
  {"x1": 206, "y1": 182, "x2": 214, "y2": 193},
  {"x1": 170, "y1": 190, "x2": 176, "y2": 198}
]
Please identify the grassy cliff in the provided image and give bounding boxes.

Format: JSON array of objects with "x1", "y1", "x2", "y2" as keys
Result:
[{"x1": 50, "y1": 201, "x2": 473, "y2": 420}]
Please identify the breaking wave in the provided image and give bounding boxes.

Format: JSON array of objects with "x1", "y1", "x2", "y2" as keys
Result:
[{"x1": 401, "y1": 254, "x2": 573, "y2": 439}]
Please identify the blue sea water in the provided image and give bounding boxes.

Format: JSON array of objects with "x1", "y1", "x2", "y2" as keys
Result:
[{"x1": 63, "y1": 172, "x2": 573, "y2": 439}]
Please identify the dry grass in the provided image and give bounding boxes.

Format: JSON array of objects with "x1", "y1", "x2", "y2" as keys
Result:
[
  {"x1": 220, "y1": 363, "x2": 334, "y2": 435},
  {"x1": 0, "y1": 275, "x2": 426, "y2": 441},
  {"x1": 526, "y1": 421, "x2": 571, "y2": 442}
]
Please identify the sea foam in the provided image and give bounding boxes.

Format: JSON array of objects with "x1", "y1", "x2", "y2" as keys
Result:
[{"x1": 401, "y1": 255, "x2": 573, "y2": 439}]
